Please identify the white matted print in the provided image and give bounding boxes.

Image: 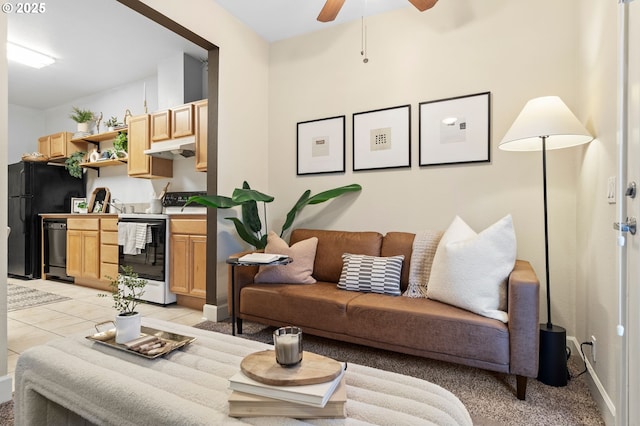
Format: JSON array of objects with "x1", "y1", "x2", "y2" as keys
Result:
[
  {"x1": 419, "y1": 92, "x2": 490, "y2": 166},
  {"x1": 297, "y1": 115, "x2": 345, "y2": 175},
  {"x1": 353, "y1": 104, "x2": 411, "y2": 171}
]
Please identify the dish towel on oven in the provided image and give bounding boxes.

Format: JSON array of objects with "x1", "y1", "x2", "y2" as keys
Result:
[{"x1": 118, "y1": 223, "x2": 152, "y2": 255}]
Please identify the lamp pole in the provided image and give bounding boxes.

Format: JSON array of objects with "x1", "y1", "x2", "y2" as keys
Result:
[{"x1": 537, "y1": 134, "x2": 568, "y2": 387}]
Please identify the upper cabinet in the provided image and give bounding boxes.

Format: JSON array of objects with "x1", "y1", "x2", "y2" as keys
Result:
[
  {"x1": 38, "y1": 131, "x2": 87, "y2": 160},
  {"x1": 194, "y1": 100, "x2": 207, "y2": 172},
  {"x1": 128, "y1": 114, "x2": 173, "y2": 179},
  {"x1": 172, "y1": 103, "x2": 195, "y2": 139},
  {"x1": 151, "y1": 103, "x2": 195, "y2": 142},
  {"x1": 150, "y1": 110, "x2": 171, "y2": 142}
]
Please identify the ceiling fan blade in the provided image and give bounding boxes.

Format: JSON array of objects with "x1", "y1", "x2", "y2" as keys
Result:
[
  {"x1": 408, "y1": 0, "x2": 438, "y2": 12},
  {"x1": 317, "y1": 0, "x2": 346, "y2": 22}
]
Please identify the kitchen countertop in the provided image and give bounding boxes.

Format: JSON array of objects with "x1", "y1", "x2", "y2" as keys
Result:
[{"x1": 40, "y1": 213, "x2": 119, "y2": 218}]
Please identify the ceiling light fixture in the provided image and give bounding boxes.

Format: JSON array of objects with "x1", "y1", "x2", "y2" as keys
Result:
[{"x1": 7, "y1": 42, "x2": 55, "y2": 69}]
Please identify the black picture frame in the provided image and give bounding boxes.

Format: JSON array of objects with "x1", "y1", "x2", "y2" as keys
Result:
[
  {"x1": 419, "y1": 92, "x2": 491, "y2": 167},
  {"x1": 352, "y1": 104, "x2": 411, "y2": 171},
  {"x1": 296, "y1": 115, "x2": 346, "y2": 175}
]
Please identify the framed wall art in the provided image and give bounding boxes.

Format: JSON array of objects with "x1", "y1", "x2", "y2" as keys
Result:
[
  {"x1": 71, "y1": 197, "x2": 87, "y2": 214},
  {"x1": 296, "y1": 115, "x2": 345, "y2": 175},
  {"x1": 353, "y1": 104, "x2": 411, "y2": 171},
  {"x1": 419, "y1": 92, "x2": 491, "y2": 167}
]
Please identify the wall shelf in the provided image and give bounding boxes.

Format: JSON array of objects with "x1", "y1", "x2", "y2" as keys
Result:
[{"x1": 71, "y1": 129, "x2": 127, "y2": 145}]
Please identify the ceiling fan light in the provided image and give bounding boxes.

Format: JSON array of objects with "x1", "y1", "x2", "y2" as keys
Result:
[{"x1": 7, "y1": 42, "x2": 55, "y2": 69}]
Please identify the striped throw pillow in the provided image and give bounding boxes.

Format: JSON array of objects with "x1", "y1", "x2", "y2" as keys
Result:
[{"x1": 338, "y1": 253, "x2": 405, "y2": 296}]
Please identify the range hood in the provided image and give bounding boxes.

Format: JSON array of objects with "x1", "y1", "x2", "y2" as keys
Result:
[{"x1": 144, "y1": 136, "x2": 196, "y2": 159}]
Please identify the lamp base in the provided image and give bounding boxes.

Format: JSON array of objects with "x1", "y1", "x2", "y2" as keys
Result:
[{"x1": 537, "y1": 324, "x2": 568, "y2": 387}]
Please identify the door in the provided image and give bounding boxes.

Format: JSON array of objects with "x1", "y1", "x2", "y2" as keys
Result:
[
  {"x1": 627, "y1": 2, "x2": 639, "y2": 423},
  {"x1": 620, "y1": 1, "x2": 639, "y2": 424}
]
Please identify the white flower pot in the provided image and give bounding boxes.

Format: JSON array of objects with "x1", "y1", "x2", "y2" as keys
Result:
[
  {"x1": 77, "y1": 122, "x2": 90, "y2": 133},
  {"x1": 115, "y1": 312, "x2": 141, "y2": 344}
]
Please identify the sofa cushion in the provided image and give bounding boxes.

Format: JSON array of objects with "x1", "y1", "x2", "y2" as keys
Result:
[
  {"x1": 337, "y1": 254, "x2": 405, "y2": 295},
  {"x1": 426, "y1": 215, "x2": 516, "y2": 323},
  {"x1": 240, "y1": 282, "x2": 362, "y2": 334},
  {"x1": 290, "y1": 229, "x2": 383, "y2": 283},
  {"x1": 345, "y1": 293, "x2": 510, "y2": 367},
  {"x1": 254, "y1": 231, "x2": 318, "y2": 284}
]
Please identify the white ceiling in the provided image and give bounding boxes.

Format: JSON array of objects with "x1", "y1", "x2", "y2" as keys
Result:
[{"x1": 7, "y1": 0, "x2": 419, "y2": 110}]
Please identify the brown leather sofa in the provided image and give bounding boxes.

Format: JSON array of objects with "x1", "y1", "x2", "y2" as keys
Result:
[{"x1": 229, "y1": 228, "x2": 540, "y2": 400}]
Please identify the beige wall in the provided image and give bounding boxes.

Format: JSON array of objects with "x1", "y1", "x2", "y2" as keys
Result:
[
  {"x1": 140, "y1": 0, "x2": 270, "y2": 303},
  {"x1": 268, "y1": 1, "x2": 582, "y2": 331},
  {"x1": 577, "y1": 0, "x2": 618, "y2": 420}
]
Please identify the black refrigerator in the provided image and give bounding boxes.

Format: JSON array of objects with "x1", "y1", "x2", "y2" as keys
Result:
[{"x1": 8, "y1": 161, "x2": 86, "y2": 279}]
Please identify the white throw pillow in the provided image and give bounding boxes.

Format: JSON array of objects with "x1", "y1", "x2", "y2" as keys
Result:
[{"x1": 426, "y1": 215, "x2": 516, "y2": 322}]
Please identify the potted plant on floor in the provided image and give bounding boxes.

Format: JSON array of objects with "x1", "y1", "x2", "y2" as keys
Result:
[{"x1": 99, "y1": 265, "x2": 147, "y2": 344}]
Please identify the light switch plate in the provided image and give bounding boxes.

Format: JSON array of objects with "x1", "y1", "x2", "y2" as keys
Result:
[{"x1": 608, "y1": 176, "x2": 616, "y2": 204}]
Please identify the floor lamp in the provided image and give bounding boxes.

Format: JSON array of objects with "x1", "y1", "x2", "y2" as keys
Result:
[{"x1": 499, "y1": 96, "x2": 593, "y2": 387}]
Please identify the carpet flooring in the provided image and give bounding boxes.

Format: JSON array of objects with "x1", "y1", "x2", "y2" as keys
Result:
[
  {"x1": 7, "y1": 283, "x2": 70, "y2": 312},
  {"x1": 0, "y1": 319, "x2": 606, "y2": 425},
  {"x1": 193, "y1": 319, "x2": 605, "y2": 426}
]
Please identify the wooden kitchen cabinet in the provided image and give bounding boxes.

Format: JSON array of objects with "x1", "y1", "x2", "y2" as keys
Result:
[
  {"x1": 150, "y1": 110, "x2": 171, "y2": 142},
  {"x1": 171, "y1": 103, "x2": 195, "y2": 139},
  {"x1": 170, "y1": 217, "x2": 206, "y2": 307},
  {"x1": 127, "y1": 114, "x2": 173, "y2": 179},
  {"x1": 194, "y1": 100, "x2": 207, "y2": 172},
  {"x1": 100, "y1": 218, "x2": 119, "y2": 282},
  {"x1": 38, "y1": 132, "x2": 86, "y2": 160},
  {"x1": 67, "y1": 218, "x2": 101, "y2": 283}
]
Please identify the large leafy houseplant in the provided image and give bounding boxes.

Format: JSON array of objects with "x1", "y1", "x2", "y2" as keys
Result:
[{"x1": 185, "y1": 182, "x2": 362, "y2": 249}]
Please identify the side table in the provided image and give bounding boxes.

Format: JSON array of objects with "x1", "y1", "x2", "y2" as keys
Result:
[{"x1": 226, "y1": 256, "x2": 293, "y2": 335}]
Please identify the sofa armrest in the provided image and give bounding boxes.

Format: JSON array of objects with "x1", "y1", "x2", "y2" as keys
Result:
[
  {"x1": 226, "y1": 251, "x2": 260, "y2": 317},
  {"x1": 507, "y1": 260, "x2": 540, "y2": 378}
]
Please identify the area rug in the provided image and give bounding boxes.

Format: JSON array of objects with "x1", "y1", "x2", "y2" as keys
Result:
[
  {"x1": 7, "y1": 283, "x2": 70, "y2": 312},
  {"x1": 194, "y1": 319, "x2": 605, "y2": 426}
]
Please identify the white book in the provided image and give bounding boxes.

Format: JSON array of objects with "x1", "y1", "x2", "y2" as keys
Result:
[
  {"x1": 238, "y1": 253, "x2": 286, "y2": 263},
  {"x1": 228, "y1": 366, "x2": 345, "y2": 408}
]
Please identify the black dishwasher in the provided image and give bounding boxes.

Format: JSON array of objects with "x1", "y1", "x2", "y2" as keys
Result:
[{"x1": 43, "y1": 219, "x2": 72, "y2": 282}]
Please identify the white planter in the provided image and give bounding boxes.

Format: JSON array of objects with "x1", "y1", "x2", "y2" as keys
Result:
[
  {"x1": 115, "y1": 312, "x2": 141, "y2": 344},
  {"x1": 77, "y1": 122, "x2": 90, "y2": 133}
]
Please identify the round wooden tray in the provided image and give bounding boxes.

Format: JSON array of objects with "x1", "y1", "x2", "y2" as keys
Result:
[{"x1": 240, "y1": 350, "x2": 343, "y2": 386}]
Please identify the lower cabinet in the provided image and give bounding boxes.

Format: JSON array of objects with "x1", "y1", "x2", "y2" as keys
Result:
[
  {"x1": 170, "y1": 217, "x2": 206, "y2": 304},
  {"x1": 100, "y1": 218, "x2": 119, "y2": 282},
  {"x1": 66, "y1": 216, "x2": 116, "y2": 291},
  {"x1": 67, "y1": 218, "x2": 100, "y2": 281}
]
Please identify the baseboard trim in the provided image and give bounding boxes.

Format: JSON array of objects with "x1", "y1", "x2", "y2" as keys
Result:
[
  {"x1": 567, "y1": 336, "x2": 615, "y2": 425},
  {"x1": 0, "y1": 375, "x2": 12, "y2": 403},
  {"x1": 202, "y1": 303, "x2": 229, "y2": 322}
]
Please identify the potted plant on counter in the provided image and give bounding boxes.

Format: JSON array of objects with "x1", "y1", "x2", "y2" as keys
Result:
[{"x1": 99, "y1": 265, "x2": 147, "y2": 344}]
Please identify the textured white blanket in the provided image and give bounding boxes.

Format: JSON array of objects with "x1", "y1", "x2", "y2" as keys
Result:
[
  {"x1": 14, "y1": 318, "x2": 472, "y2": 426},
  {"x1": 404, "y1": 230, "x2": 443, "y2": 298}
]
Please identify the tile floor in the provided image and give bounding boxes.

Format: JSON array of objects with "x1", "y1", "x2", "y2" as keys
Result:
[{"x1": 6, "y1": 277, "x2": 205, "y2": 391}]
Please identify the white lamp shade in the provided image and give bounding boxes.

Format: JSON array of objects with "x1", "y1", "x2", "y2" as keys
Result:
[{"x1": 499, "y1": 96, "x2": 593, "y2": 151}]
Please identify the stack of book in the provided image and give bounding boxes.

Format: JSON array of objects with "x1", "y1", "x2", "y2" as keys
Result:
[{"x1": 228, "y1": 364, "x2": 346, "y2": 418}]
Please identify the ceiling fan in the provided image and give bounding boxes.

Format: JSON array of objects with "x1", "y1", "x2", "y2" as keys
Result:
[{"x1": 317, "y1": 0, "x2": 439, "y2": 23}]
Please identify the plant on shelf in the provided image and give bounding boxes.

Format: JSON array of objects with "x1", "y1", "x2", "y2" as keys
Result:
[
  {"x1": 69, "y1": 106, "x2": 95, "y2": 133},
  {"x1": 69, "y1": 106, "x2": 95, "y2": 123},
  {"x1": 185, "y1": 182, "x2": 362, "y2": 249},
  {"x1": 113, "y1": 132, "x2": 128, "y2": 157},
  {"x1": 99, "y1": 265, "x2": 148, "y2": 344},
  {"x1": 105, "y1": 116, "x2": 119, "y2": 130},
  {"x1": 64, "y1": 151, "x2": 86, "y2": 178}
]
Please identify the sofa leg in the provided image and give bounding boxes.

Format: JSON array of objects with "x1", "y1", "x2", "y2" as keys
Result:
[
  {"x1": 516, "y1": 375, "x2": 527, "y2": 400},
  {"x1": 237, "y1": 318, "x2": 243, "y2": 335}
]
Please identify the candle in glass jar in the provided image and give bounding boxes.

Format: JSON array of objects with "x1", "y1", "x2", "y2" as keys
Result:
[{"x1": 274, "y1": 327, "x2": 302, "y2": 366}]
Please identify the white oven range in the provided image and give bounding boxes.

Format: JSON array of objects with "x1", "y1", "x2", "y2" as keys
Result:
[{"x1": 117, "y1": 213, "x2": 175, "y2": 305}]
